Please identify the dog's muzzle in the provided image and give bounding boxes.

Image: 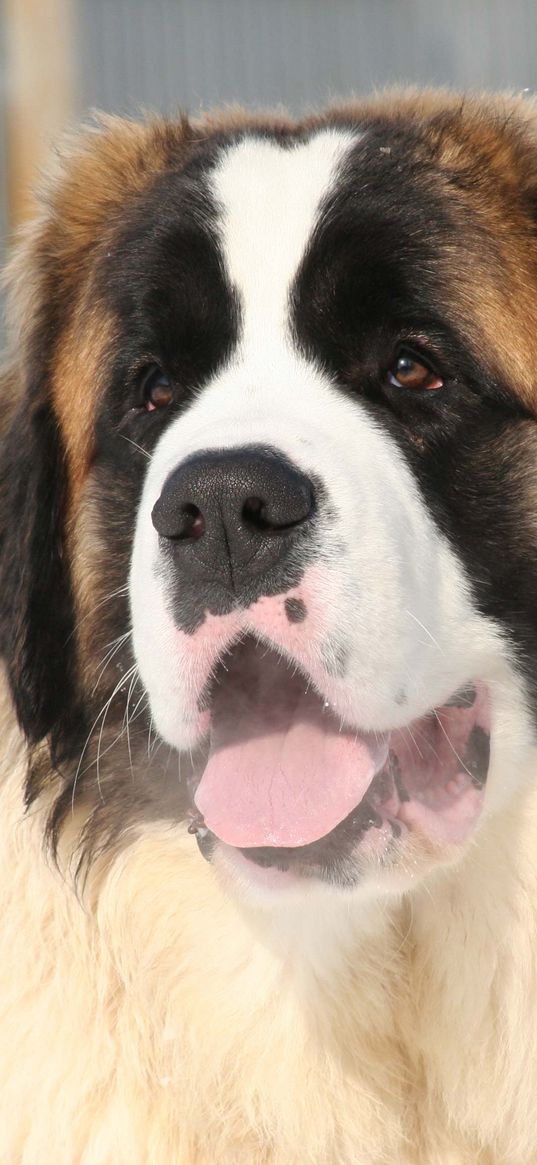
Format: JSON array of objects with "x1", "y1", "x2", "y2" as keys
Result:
[{"x1": 151, "y1": 446, "x2": 316, "y2": 614}]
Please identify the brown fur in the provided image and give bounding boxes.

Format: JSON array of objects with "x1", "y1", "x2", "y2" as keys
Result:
[{"x1": 4, "y1": 89, "x2": 537, "y2": 1162}]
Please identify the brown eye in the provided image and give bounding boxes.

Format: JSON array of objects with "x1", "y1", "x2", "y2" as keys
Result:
[
  {"x1": 388, "y1": 349, "x2": 443, "y2": 392},
  {"x1": 141, "y1": 366, "x2": 173, "y2": 412}
]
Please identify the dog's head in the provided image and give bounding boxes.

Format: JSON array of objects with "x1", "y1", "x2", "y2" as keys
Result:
[{"x1": 4, "y1": 92, "x2": 537, "y2": 898}]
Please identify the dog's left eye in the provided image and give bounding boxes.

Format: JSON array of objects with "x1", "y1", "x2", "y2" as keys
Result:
[
  {"x1": 387, "y1": 349, "x2": 443, "y2": 392},
  {"x1": 141, "y1": 365, "x2": 173, "y2": 412}
]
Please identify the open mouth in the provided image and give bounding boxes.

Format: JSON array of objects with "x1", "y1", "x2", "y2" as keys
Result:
[{"x1": 187, "y1": 638, "x2": 490, "y2": 882}]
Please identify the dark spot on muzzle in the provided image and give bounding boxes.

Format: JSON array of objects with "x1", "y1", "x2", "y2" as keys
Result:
[{"x1": 285, "y1": 597, "x2": 307, "y2": 623}]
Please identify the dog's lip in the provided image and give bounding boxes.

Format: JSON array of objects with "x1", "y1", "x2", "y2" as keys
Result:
[
  {"x1": 191, "y1": 636, "x2": 395, "y2": 849},
  {"x1": 186, "y1": 646, "x2": 490, "y2": 878}
]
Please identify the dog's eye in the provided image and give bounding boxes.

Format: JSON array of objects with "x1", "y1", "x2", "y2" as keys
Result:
[
  {"x1": 141, "y1": 366, "x2": 173, "y2": 412},
  {"x1": 387, "y1": 349, "x2": 443, "y2": 392}
]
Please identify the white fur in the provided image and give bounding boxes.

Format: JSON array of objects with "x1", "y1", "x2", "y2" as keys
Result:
[
  {"x1": 2, "y1": 681, "x2": 537, "y2": 1162},
  {"x1": 212, "y1": 131, "x2": 356, "y2": 342},
  {"x1": 4, "y1": 125, "x2": 537, "y2": 1164},
  {"x1": 130, "y1": 132, "x2": 532, "y2": 885}
]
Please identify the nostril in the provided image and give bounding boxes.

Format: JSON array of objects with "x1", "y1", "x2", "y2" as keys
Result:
[
  {"x1": 153, "y1": 448, "x2": 315, "y2": 554},
  {"x1": 242, "y1": 487, "x2": 314, "y2": 534},
  {"x1": 242, "y1": 496, "x2": 271, "y2": 532},
  {"x1": 176, "y1": 503, "x2": 206, "y2": 541},
  {"x1": 151, "y1": 491, "x2": 206, "y2": 540}
]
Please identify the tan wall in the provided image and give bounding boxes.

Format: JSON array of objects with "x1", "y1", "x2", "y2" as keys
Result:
[{"x1": 4, "y1": 0, "x2": 76, "y2": 230}]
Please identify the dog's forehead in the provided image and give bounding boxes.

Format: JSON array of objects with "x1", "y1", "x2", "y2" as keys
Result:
[
  {"x1": 210, "y1": 129, "x2": 358, "y2": 326},
  {"x1": 102, "y1": 119, "x2": 515, "y2": 359},
  {"x1": 49, "y1": 100, "x2": 537, "y2": 503},
  {"x1": 100, "y1": 121, "x2": 470, "y2": 379},
  {"x1": 123, "y1": 122, "x2": 454, "y2": 293}
]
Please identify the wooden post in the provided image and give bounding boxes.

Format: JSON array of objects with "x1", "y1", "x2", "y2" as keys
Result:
[{"x1": 4, "y1": 0, "x2": 76, "y2": 229}]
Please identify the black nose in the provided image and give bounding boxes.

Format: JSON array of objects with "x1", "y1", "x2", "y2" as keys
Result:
[{"x1": 151, "y1": 446, "x2": 315, "y2": 621}]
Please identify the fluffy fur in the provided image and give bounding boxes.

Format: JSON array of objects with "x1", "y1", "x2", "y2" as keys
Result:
[{"x1": 3, "y1": 90, "x2": 537, "y2": 1163}]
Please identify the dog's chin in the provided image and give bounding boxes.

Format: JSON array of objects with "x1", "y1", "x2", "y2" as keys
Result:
[{"x1": 178, "y1": 638, "x2": 491, "y2": 896}]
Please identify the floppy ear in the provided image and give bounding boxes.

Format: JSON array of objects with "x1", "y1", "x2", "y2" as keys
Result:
[
  {"x1": 0, "y1": 374, "x2": 80, "y2": 753},
  {"x1": 0, "y1": 114, "x2": 190, "y2": 757},
  {"x1": 0, "y1": 210, "x2": 83, "y2": 760}
]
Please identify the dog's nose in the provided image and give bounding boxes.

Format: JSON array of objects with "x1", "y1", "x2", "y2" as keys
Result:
[{"x1": 151, "y1": 447, "x2": 315, "y2": 601}]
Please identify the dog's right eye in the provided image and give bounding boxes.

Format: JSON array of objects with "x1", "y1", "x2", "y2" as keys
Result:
[
  {"x1": 387, "y1": 348, "x2": 443, "y2": 393},
  {"x1": 140, "y1": 365, "x2": 173, "y2": 412}
]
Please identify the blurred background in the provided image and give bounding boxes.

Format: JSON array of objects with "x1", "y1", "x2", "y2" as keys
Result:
[{"x1": 2, "y1": 0, "x2": 537, "y2": 270}]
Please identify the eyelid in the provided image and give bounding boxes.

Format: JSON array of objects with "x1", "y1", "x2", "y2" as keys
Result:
[
  {"x1": 138, "y1": 364, "x2": 170, "y2": 393},
  {"x1": 395, "y1": 341, "x2": 437, "y2": 366},
  {"x1": 395, "y1": 332, "x2": 449, "y2": 369},
  {"x1": 388, "y1": 344, "x2": 444, "y2": 392}
]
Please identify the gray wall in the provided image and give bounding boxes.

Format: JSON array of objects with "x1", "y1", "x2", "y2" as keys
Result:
[
  {"x1": 78, "y1": 0, "x2": 537, "y2": 118},
  {"x1": 3, "y1": 0, "x2": 537, "y2": 316}
]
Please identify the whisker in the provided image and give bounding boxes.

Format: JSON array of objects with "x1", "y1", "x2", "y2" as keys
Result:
[
  {"x1": 405, "y1": 609, "x2": 444, "y2": 656},
  {"x1": 432, "y1": 709, "x2": 472, "y2": 779},
  {"x1": 76, "y1": 694, "x2": 147, "y2": 780},
  {"x1": 67, "y1": 584, "x2": 130, "y2": 642},
  {"x1": 91, "y1": 631, "x2": 132, "y2": 695},
  {"x1": 95, "y1": 665, "x2": 140, "y2": 800},
  {"x1": 120, "y1": 434, "x2": 152, "y2": 461},
  {"x1": 400, "y1": 722, "x2": 425, "y2": 762},
  {"x1": 149, "y1": 735, "x2": 166, "y2": 763},
  {"x1": 408, "y1": 722, "x2": 442, "y2": 765},
  {"x1": 70, "y1": 663, "x2": 138, "y2": 814},
  {"x1": 123, "y1": 667, "x2": 140, "y2": 778}
]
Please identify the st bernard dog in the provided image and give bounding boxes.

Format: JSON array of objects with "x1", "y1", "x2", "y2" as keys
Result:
[{"x1": 3, "y1": 87, "x2": 537, "y2": 1164}]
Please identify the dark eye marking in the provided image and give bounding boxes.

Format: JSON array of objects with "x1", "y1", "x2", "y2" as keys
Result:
[
  {"x1": 387, "y1": 346, "x2": 444, "y2": 393},
  {"x1": 140, "y1": 364, "x2": 174, "y2": 412}
]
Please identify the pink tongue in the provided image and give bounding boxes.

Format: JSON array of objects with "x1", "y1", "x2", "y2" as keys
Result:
[{"x1": 194, "y1": 642, "x2": 388, "y2": 848}]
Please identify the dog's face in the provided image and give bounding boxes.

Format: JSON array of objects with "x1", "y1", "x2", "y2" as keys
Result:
[{"x1": 4, "y1": 93, "x2": 537, "y2": 900}]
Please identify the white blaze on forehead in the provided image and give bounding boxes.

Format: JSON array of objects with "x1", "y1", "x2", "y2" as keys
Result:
[
  {"x1": 131, "y1": 123, "x2": 522, "y2": 833},
  {"x1": 211, "y1": 130, "x2": 358, "y2": 346}
]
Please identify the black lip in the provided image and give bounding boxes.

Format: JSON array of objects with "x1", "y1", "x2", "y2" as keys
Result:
[
  {"x1": 188, "y1": 769, "x2": 397, "y2": 884},
  {"x1": 239, "y1": 795, "x2": 385, "y2": 874}
]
